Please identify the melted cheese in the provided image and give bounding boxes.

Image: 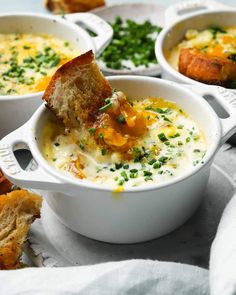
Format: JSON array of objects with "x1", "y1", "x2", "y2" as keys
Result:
[
  {"x1": 168, "y1": 27, "x2": 236, "y2": 70},
  {"x1": 0, "y1": 34, "x2": 79, "y2": 95},
  {"x1": 42, "y1": 96, "x2": 206, "y2": 189}
]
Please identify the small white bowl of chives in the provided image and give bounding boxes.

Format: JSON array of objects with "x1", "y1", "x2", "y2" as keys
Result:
[{"x1": 92, "y1": 3, "x2": 165, "y2": 76}]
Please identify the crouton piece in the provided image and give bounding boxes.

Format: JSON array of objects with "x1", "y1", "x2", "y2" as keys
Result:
[
  {"x1": 45, "y1": 0, "x2": 105, "y2": 14},
  {"x1": 42, "y1": 50, "x2": 112, "y2": 128},
  {"x1": 0, "y1": 190, "x2": 42, "y2": 269},
  {"x1": 179, "y1": 48, "x2": 236, "y2": 86}
]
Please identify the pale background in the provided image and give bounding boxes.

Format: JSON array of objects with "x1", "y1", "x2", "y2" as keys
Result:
[{"x1": 0, "y1": 0, "x2": 234, "y2": 13}]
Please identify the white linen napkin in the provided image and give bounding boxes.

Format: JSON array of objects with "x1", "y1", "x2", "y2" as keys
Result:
[
  {"x1": 1, "y1": 195, "x2": 236, "y2": 295},
  {"x1": 210, "y1": 194, "x2": 236, "y2": 295},
  {"x1": 0, "y1": 259, "x2": 208, "y2": 295}
]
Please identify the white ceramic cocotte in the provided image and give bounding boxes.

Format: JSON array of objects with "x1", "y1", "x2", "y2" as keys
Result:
[
  {"x1": 1, "y1": 77, "x2": 236, "y2": 244},
  {"x1": 155, "y1": 0, "x2": 236, "y2": 143},
  {"x1": 0, "y1": 12, "x2": 112, "y2": 139},
  {"x1": 155, "y1": 0, "x2": 232, "y2": 85}
]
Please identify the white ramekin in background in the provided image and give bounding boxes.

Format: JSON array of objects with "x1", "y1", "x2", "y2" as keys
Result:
[
  {"x1": 0, "y1": 12, "x2": 113, "y2": 139},
  {"x1": 155, "y1": 0, "x2": 236, "y2": 144}
]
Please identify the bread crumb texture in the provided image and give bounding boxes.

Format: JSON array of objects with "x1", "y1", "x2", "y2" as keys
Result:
[{"x1": 0, "y1": 190, "x2": 42, "y2": 270}]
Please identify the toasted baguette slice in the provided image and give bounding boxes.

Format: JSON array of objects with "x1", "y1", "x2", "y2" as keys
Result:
[
  {"x1": 43, "y1": 50, "x2": 112, "y2": 128},
  {"x1": 0, "y1": 169, "x2": 12, "y2": 195},
  {"x1": 0, "y1": 190, "x2": 42, "y2": 269},
  {"x1": 179, "y1": 48, "x2": 236, "y2": 86},
  {"x1": 45, "y1": 0, "x2": 105, "y2": 14}
]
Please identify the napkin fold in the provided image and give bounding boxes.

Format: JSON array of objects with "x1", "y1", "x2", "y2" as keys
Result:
[
  {"x1": 210, "y1": 194, "x2": 236, "y2": 295},
  {"x1": 0, "y1": 259, "x2": 208, "y2": 295}
]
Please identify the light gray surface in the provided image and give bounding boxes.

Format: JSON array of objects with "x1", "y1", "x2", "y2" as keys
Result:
[
  {"x1": 28, "y1": 164, "x2": 235, "y2": 269},
  {"x1": 215, "y1": 144, "x2": 236, "y2": 183}
]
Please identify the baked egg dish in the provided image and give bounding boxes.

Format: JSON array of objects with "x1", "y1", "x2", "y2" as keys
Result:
[
  {"x1": 0, "y1": 33, "x2": 79, "y2": 95},
  {"x1": 167, "y1": 27, "x2": 236, "y2": 87},
  {"x1": 42, "y1": 92, "x2": 206, "y2": 189}
]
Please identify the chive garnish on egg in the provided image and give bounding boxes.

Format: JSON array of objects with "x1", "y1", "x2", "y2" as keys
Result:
[{"x1": 99, "y1": 102, "x2": 113, "y2": 112}]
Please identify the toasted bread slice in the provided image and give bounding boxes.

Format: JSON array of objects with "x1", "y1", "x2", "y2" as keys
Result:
[
  {"x1": 0, "y1": 170, "x2": 12, "y2": 195},
  {"x1": 0, "y1": 190, "x2": 42, "y2": 269},
  {"x1": 43, "y1": 50, "x2": 112, "y2": 128},
  {"x1": 45, "y1": 0, "x2": 105, "y2": 14},
  {"x1": 179, "y1": 48, "x2": 236, "y2": 86}
]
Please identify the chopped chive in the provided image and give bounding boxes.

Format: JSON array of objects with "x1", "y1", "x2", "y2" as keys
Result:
[
  {"x1": 177, "y1": 125, "x2": 184, "y2": 129},
  {"x1": 98, "y1": 133, "x2": 103, "y2": 139},
  {"x1": 158, "y1": 132, "x2": 168, "y2": 142},
  {"x1": 99, "y1": 102, "x2": 113, "y2": 112},
  {"x1": 130, "y1": 172, "x2": 138, "y2": 178},
  {"x1": 105, "y1": 98, "x2": 111, "y2": 104},
  {"x1": 143, "y1": 171, "x2": 152, "y2": 177},
  {"x1": 148, "y1": 158, "x2": 156, "y2": 165},
  {"x1": 88, "y1": 127, "x2": 96, "y2": 134},
  {"x1": 118, "y1": 179, "x2": 125, "y2": 186},
  {"x1": 115, "y1": 163, "x2": 123, "y2": 169},
  {"x1": 123, "y1": 164, "x2": 129, "y2": 169},
  {"x1": 121, "y1": 171, "x2": 129, "y2": 181},
  {"x1": 130, "y1": 168, "x2": 138, "y2": 173},
  {"x1": 163, "y1": 116, "x2": 172, "y2": 123},
  {"x1": 158, "y1": 156, "x2": 168, "y2": 164},
  {"x1": 155, "y1": 108, "x2": 166, "y2": 113},
  {"x1": 132, "y1": 147, "x2": 143, "y2": 162},
  {"x1": 23, "y1": 45, "x2": 31, "y2": 49},
  {"x1": 153, "y1": 162, "x2": 162, "y2": 169},
  {"x1": 144, "y1": 176, "x2": 153, "y2": 181},
  {"x1": 209, "y1": 27, "x2": 227, "y2": 39},
  {"x1": 50, "y1": 56, "x2": 61, "y2": 68},
  {"x1": 44, "y1": 46, "x2": 51, "y2": 52},
  {"x1": 186, "y1": 137, "x2": 191, "y2": 143},
  {"x1": 118, "y1": 114, "x2": 126, "y2": 124},
  {"x1": 193, "y1": 149, "x2": 201, "y2": 153},
  {"x1": 170, "y1": 133, "x2": 180, "y2": 138},
  {"x1": 101, "y1": 148, "x2": 107, "y2": 155},
  {"x1": 145, "y1": 106, "x2": 171, "y2": 114}
]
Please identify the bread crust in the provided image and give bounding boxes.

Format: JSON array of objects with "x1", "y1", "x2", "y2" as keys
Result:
[
  {"x1": 179, "y1": 48, "x2": 236, "y2": 86},
  {"x1": 0, "y1": 170, "x2": 12, "y2": 195},
  {"x1": 0, "y1": 190, "x2": 42, "y2": 269},
  {"x1": 43, "y1": 50, "x2": 112, "y2": 128},
  {"x1": 45, "y1": 0, "x2": 105, "y2": 14}
]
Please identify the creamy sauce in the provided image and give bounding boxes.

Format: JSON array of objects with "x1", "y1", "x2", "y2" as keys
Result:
[
  {"x1": 42, "y1": 96, "x2": 206, "y2": 189},
  {"x1": 0, "y1": 34, "x2": 79, "y2": 95},
  {"x1": 168, "y1": 27, "x2": 236, "y2": 70}
]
